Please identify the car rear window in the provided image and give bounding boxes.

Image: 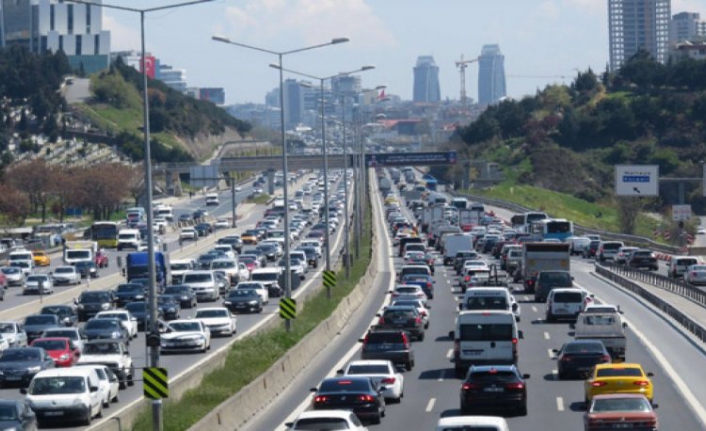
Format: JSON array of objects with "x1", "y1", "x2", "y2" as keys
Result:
[
  {"x1": 294, "y1": 418, "x2": 350, "y2": 430},
  {"x1": 383, "y1": 309, "x2": 417, "y2": 319},
  {"x1": 346, "y1": 364, "x2": 389, "y2": 375},
  {"x1": 602, "y1": 243, "x2": 623, "y2": 250},
  {"x1": 468, "y1": 370, "x2": 518, "y2": 383},
  {"x1": 459, "y1": 324, "x2": 513, "y2": 341},
  {"x1": 366, "y1": 332, "x2": 404, "y2": 343},
  {"x1": 319, "y1": 379, "x2": 369, "y2": 392},
  {"x1": 563, "y1": 342, "x2": 605, "y2": 353},
  {"x1": 553, "y1": 292, "x2": 583, "y2": 302},
  {"x1": 465, "y1": 296, "x2": 508, "y2": 310},
  {"x1": 539, "y1": 272, "x2": 572, "y2": 286},
  {"x1": 596, "y1": 367, "x2": 643, "y2": 378}
]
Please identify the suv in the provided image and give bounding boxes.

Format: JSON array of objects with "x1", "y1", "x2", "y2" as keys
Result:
[
  {"x1": 627, "y1": 249, "x2": 658, "y2": 271},
  {"x1": 546, "y1": 288, "x2": 590, "y2": 322},
  {"x1": 358, "y1": 329, "x2": 415, "y2": 371},
  {"x1": 77, "y1": 340, "x2": 134, "y2": 389},
  {"x1": 76, "y1": 290, "x2": 115, "y2": 322},
  {"x1": 375, "y1": 305, "x2": 425, "y2": 341},
  {"x1": 596, "y1": 241, "x2": 624, "y2": 262},
  {"x1": 534, "y1": 270, "x2": 573, "y2": 303}
]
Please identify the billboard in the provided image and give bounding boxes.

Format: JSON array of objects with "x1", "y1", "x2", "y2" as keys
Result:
[
  {"x1": 364, "y1": 151, "x2": 457, "y2": 167},
  {"x1": 614, "y1": 165, "x2": 659, "y2": 196}
]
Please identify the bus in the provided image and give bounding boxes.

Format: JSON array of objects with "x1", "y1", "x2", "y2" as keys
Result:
[
  {"x1": 425, "y1": 178, "x2": 438, "y2": 191},
  {"x1": 89, "y1": 222, "x2": 120, "y2": 248},
  {"x1": 530, "y1": 219, "x2": 574, "y2": 242},
  {"x1": 510, "y1": 211, "x2": 548, "y2": 233}
]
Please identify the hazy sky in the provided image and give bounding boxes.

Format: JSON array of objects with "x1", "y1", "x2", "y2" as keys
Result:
[{"x1": 103, "y1": 0, "x2": 706, "y2": 105}]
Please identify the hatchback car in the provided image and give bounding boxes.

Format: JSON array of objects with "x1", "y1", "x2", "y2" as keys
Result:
[
  {"x1": 685, "y1": 264, "x2": 706, "y2": 286},
  {"x1": 554, "y1": 340, "x2": 611, "y2": 379},
  {"x1": 375, "y1": 305, "x2": 425, "y2": 341},
  {"x1": 310, "y1": 377, "x2": 386, "y2": 424},
  {"x1": 460, "y1": 365, "x2": 530, "y2": 416}
]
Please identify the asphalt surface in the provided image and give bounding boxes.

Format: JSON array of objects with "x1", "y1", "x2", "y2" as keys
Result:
[{"x1": 241, "y1": 176, "x2": 706, "y2": 431}]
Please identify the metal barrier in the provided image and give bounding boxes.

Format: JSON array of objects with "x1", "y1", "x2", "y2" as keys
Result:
[{"x1": 595, "y1": 262, "x2": 706, "y2": 343}]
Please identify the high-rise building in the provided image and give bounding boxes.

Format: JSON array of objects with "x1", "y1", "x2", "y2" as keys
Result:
[
  {"x1": 199, "y1": 88, "x2": 225, "y2": 106},
  {"x1": 477, "y1": 44, "x2": 506, "y2": 105},
  {"x1": 0, "y1": 0, "x2": 111, "y2": 74},
  {"x1": 158, "y1": 64, "x2": 187, "y2": 92},
  {"x1": 670, "y1": 12, "x2": 703, "y2": 44},
  {"x1": 608, "y1": 0, "x2": 671, "y2": 71},
  {"x1": 283, "y1": 78, "x2": 305, "y2": 130},
  {"x1": 413, "y1": 56, "x2": 441, "y2": 103}
]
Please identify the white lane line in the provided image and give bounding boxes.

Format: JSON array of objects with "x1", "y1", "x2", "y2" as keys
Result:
[
  {"x1": 426, "y1": 398, "x2": 436, "y2": 412},
  {"x1": 552, "y1": 369, "x2": 558, "y2": 380},
  {"x1": 531, "y1": 306, "x2": 538, "y2": 313},
  {"x1": 548, "y1": 349, "x2": 555, "y2": 358},
  {"x1": 556, "y1": 396, "x2": 565, "y2": 411},
  {"x1": 544, "y1": 332, "x2": 550, "y2": 340},
  {"x1": 447, "y1": 348, "x2": 453, "y2": 359}
]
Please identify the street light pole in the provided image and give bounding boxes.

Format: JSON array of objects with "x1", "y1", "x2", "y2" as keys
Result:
[
  {"x1": 213, "y1": 36, "x2": 349, "y2": 326},
  {"x1": 340, "y1": 93, "x2": 350, "y2": 278}
]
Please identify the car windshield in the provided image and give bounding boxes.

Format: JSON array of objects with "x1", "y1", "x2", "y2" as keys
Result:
[
  {"x1": 596, "y1": 368, "x2": 643, "y2": 378},
  {"x1": 183, "y1": 274, "x2": 212, "y2": 283},
  {"x1": 319, "y1": 378, "x2": 370, "y2": 392},
  {"x1": 0, "y1": 323, "x2": 15, "y2": 334},
  {"x1": 592, "y1": 397, "x2": 652, "y2": 412},
  {"x1": 563, "y1": 342, "x2": 605, "y2": 353},
  {"x1": 30, "y1": 376, "x2": 86, "y2": 395},
  {"x1": 26, "y1": 275, "x2": 48, "y2": 282},
  {"x1": 126, "y1": 303, "x2": 147, "y2": 313},
  {"x1": 44, "y1": 330, "x2": 77, "y2": 340},
  {"x1": 25, "y1": 315, "x2": 56, "y2": 325},
  {"x1": 169, "y1": 322, "x2": 201, "y2": 332},
  {"x1": 97, "y1": 313, "x2": 126, "y2": 321},
  {"x1": 347, "y1": 364, "x2": 390, "y2": 375},
  {"x1": 466, "y1": 296, "x2": 508, "y2": 310},
  {"x1": 0, "y1": 349, "x2": 40, "y2": 362},
  {"x1": 41, "y1": 306, "x2": 70, "y2": 315},
  {"x1": 165, "y1": 286, "x2": 190, "y2": 295},
  {"x1": 211, "y1": 261, "x2": 235, "y2": 269},
  {"x1": 0, "y1": 404, "x2": 18, "y2": 420},
  {"x1": 86, "y1": 320, "x2": 119, "y2": 330},
  {"x1": 252, "y1": 273, "x2": 278, "y2": 281},
  {"x1": 117, "y1": 284, "x2": 143, "y2": 293},
  {"x1": 293, "y1": 418, "x2": 351, "y2": 430},
  {"x1": 196, "y1": 310, "x2": 228, "y2": 318},
  {"x1": 228, "y1": 290, "x2": 257, "y2": 299},
  {"x1": 54, "y1": 267, "x2": 75, "y2": 274},
  {"x1": 158, "y1": 296, "x2": 177, "y2": 305},
  {"x1": 32, "y1": 339, "x2": 67, "y2": 351},
  {"x1": 0, "y1": 267, "x2": 20, "y2": 274},
  {"x1": 81, "y1": 292, "x2": 110, "y2": 302},
  {"x1": 83, "y1": 343, "x2": 120, "y2": 355},
  {"x1": 239, "y1": 257, "x2": 256, "y2": 264}
]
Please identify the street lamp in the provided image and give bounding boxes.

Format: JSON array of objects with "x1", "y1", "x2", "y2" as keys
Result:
[
  {"x1": 213, "y1": 35, "x2": 349, "y2": 320},
  {"x1": 271, "y1": 64, "x2": 374, "y2": 291},
  {"x1": 66, "y1": 2, "x2": 213, "y2": 430}
]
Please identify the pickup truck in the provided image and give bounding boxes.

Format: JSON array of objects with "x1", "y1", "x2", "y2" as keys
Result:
[{"x1": 573, "y1": 312, "x2": 627, "y2": 361}]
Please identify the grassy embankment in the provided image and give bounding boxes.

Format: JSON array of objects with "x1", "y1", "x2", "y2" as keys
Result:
[{"x1": 132, "y1": 198, "x2": 373, "y2": 430}]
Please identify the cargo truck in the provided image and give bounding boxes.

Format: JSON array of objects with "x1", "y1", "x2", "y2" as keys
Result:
[
  {"x1": 521, "y1": 242, "x2": 570, "y2": 292},
  {"x1": 64, "y1": 241, "x2": 97, "y2": 266},
  {"x1": 458, "y1": 208, "x2": 483, "y2": 231},
  {"x1": 125, "y1": 251, "x2": 169, "y2": 288}
]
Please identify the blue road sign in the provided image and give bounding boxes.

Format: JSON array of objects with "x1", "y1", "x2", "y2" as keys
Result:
[{"x1": 622, "y1": 175, "x2": 650, "y2": 182}]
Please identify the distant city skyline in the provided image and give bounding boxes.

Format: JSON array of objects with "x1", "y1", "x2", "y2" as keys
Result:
[{"x1": 477, "y1": 44, "x2": 507, "y2": 105}]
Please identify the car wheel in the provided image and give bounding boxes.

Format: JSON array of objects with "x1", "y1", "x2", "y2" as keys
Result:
[
  {"x1": 103, "y1": 397, "x2": 110, "y2": 408},
  {"x1": 112, "y1": 391, "x2": 120, "y2": 403},
  {"x1": 128, "y1": 367, "x2": 135, "y2": 386},
  {"x1": 83, "y1": 410, "x2": 93, "y2": 426},
  {"x1": 118, "y1": 371, "x2": 127, "y2": 389}
]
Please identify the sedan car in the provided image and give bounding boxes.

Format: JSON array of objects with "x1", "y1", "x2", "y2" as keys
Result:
[
  {"x1": 23, "y1": 274, "x2": 53, "y2": 295},
  {"x1": 223, "y1": 289, "x2": 263, "y2": 314},
  {"x1": 1, "y1": 266, "x2": 25, "y2": 287},
  {"x1": 157, "y1": 295, "x2": 181, "y2": 320},
  {"x1": 389, "y1": 285, "x2": 427, "y2": 301},
  {"x1": 554, "y1": 340, "x2": 612, "y2": 380},
  {"x1": 125, "y1": 301, "x2": 158, "y2": 331},
  {"x1": 160, "y1": 319, "x2": 211, "y2": 354},
  {"x1": 194, "y1": 222, "x2": 213, "y2": 237},
  {"x1": 310, "y1": 376, "x2": 386, "y2": 424},
  {"x1": 584, "y1": 394, "x2": 659, "y2": 431},
  {"x1": 585, "y1": 363, "x2": 654, "y2": 404},
  {"x1": 94, "y1": 310, "x2": 138, "y2": 339},
  {"x1": 114, "y1": 283, "x2": 146, "y2": 308},
  {"x1": 0, "y1": 347, "x2": 55, "y2": 387},
  {"x1": 83, "y1": 318, "x2": 128, "y2": 343},
  {"x1": 30, "y1": 337, "x2": 80, "y2": 367},
  {"x1": 194, "y1": 307, "x2": 236, "y2": 337},
  {"x1": 685, "y1": 264, "x2": 706, "y2": 286},
  {"x1": 23, "y1": 315, "x2": 60, "y2": 344},
  {"x1": 0, "y1": 399, "x2": 38, "y2": 430},
  {"x1": 51, "y1": 265, "x2": 82, "y2": 285},
  {"x1": 164, "y1": 285, "x2": 197, "y2": 309},
  {"x1": 241, "y1": 230, "x2": 259, "y2": 245},
  {"x1": 39, "y1": 304, "x2": 78, "y2": 327},
  {"x1": 338, "y1": 360, "x2": 404, "y2": 402},
  {"x1": 214, "y1": 218, "x2": 229, "y2": 229},
  {"x1": 41, "y1": 327, "x2": 86, "y2": 353},
  {"x1": 400, "y1": 274, "x2": 435, "y2": 299},
  {"x1": 285, "y1": 410, "x2": 369, "y2": 431},
  {"x1": 32, "y1": 250, "x2": 51, "y2": 267},
  {"x1": 74, "y1": 260, "x2": 99, "y2": 279},
  {"x1": 180, "y1": 227, "x2": 197, "y2": 241},
  {"x1": 375, "y1": 305, "x2": 425, "y2": 341},
  {"x1": 460, "y1": 365, "x2": 530, "y2": 416}
]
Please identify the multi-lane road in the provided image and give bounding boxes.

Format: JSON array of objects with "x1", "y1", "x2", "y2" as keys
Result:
[{"x1": 241, "y1": 175, "x2": 706, "y2": 431}]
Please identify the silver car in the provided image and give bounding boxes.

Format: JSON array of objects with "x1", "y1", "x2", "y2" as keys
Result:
[
  {"x1": 1, "y1": 266, "x2": 25, "y2": 287},
  {"x1": 23, "y1": 274, "x2": 54, "y2": 295},
  {"x1": 685, "y1": 264, "x2": 706, "y2": 286},
  {"x1": 182, "y1": 270, "x2": 219, "y2": 302}
]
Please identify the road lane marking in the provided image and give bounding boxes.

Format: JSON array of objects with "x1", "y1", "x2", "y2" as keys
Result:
[
  {"x1": 544, "y1": 331, "x2": 550, "y2": 340},
  {"x1": 438, "y1": 370, "x2": 446, "y2": 381},
  {"x1": 552, "y1": 369, "x2": 558, "y2": 380},
  {"x1": 556, "y1": 396, "x2": 565, "y2": 411},
  {"x1": 531, "y1": 306, "x2": 538, "y2": 312},
  {"x1": 426, "y1": 398, "x2": 436, "y2": 412},
  {"x1": 548, "y1": 349, "x2": 555, "y2": 358}
]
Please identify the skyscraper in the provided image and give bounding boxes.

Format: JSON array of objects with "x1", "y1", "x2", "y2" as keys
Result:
[
  {"x1": 413, "y1": 56, "x2": 440, "y2": 103},
  {"x1": 608, "y1": 0, "x2": 671, "y2": 71},
  {"x1": 670, "y1": 12, "x2": 705, "y2": 45},
  {"x1": 283, "y1": 78, "x2": 305, "y2": 130},
  {"x1": 477, "y1": 44, "x2": 506, "y2": 105}
]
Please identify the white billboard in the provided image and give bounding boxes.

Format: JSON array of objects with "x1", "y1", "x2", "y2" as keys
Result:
[
  {"x1": 672, "y1": 204, "x2": 692, "y2": 222},
  {"x1": 615, "y1": 165, "x2": 659, "y2": 196}
]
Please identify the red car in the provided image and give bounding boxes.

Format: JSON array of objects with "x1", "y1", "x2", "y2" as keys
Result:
[
  {"x1": 95, "y1": 250, "x2": 109, "y2": 268},
  {"x1": 30, "y1": 337, "x2": 80, "y2": 367},
  {"x1": 584, "y1": 394, "x2": 659, "y2": 431}
]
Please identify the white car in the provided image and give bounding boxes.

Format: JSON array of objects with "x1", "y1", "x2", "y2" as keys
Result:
[
  {"x1": 194, "y1": 307, "x2": 236, "y2": 337},
  {"x1": 286, "y1": 410, "x2": 369, "y2": 431},
  {"x1": 235, "y1": 281, "x2": 269, "y2": 304},
  {"x1": 0, "y1": 321, "x2": 27, "y2": 347},
  {"x1": 51, "y1": 266, "x2": 81, "y2": 286},
  {"x1": 180, "y1": 227, "x2": 197, "y2": 241},
  {"x1": 153, "y1": 217, "x2": 168, "y2": 233},
  {"x1": 23, "y1": 274, "x2": 54, "y2": 295},
  {"x1": 160, "y1": 319, "x2": 211, "y2": 353},
  {"x1": 211, "y1": 245, "x2": 236, "y2": 260},
  {"x1": 74, "y1": 364, "x2": 120, "y2": 407},
  {"x1": 389, "y1": 285, "x2": 427, "y2": 301},
  {"x1": 338, "y1": 359, "x2": 404, "y2": 402},
  {"x1": 95, "y1": 310, "x2": 138, "y2": 339},
  {"x1": 214, "y1": 218, "x2": 230, "y2": 229}
]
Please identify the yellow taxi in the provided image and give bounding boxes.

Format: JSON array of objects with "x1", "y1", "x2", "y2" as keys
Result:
[
  {"x1": 585, "y1": 363, "x2": 654, "y2": 403},
  {"x1": 384, "y1": 196, "x2": 399, "y2": 206},
  {"x1": 32, "y1": 250, "x2": 51, "y2": 267},
  {"x1": 241, "y1": 230, "x2": 259, "y2": 245}
]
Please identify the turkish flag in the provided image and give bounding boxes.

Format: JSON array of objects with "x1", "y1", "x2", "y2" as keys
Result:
[{"x1": 141, "y1": 56, "x2": 156, "y2": 79}]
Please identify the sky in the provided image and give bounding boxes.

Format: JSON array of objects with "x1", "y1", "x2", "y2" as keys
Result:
[{"x1": 103, "y1": 0, "x2": 706, "y2": 106}]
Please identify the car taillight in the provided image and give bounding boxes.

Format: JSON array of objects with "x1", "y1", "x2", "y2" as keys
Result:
[
  {"x1": 357, "y1": 395, "x2": 375, "y2": 402},
  {"x1": 420, "y1": 310, "x2": 427, "y2": 316},
  {"x1": 601, "y1": 354, "x2": 611, "y2": 362},
  {"x1": 462, "y1": 382, "x2": 480, "y2": 390},
  {"x1": 464, "y1": 276, "x2": 470, "y2": 282},
  {"x1": 381, "y1": 377, "x2": 396, "y2": 384},
  {"x1": 378, "y1": 317, "x2": 385, "y2": 325},
  {"x1": 528, "y1": 279, "x2": 535, "y2": 286},
  {"x1": 561, "y1": 356, "x2": 572, "y2": 362},
  {"x1": 314, "y1": 395, "x2": 328, "y2": 403},
  {"x1": 402, "y1": 333, "x2": 410, "y2": 348},
  {"x1": 505, "y1": 382, "x2": 525, "y2": 390},
  {"x1": 512, "y1": 337, "x2": 518, "y2": 344},
  {"x1": 591, "y1": 381, "x2": 607, "y2": 387},
  {"x1": 414, "y1": 317, "x2": 422, "y2": 324},
  {"x1": 633, "y1": 380, "x2": 650, "y2": 386}
]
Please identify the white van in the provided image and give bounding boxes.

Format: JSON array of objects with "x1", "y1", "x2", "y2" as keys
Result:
[
  {"x1": 546, "y1": 288, "x2": 591, "y2": 322},
  {"x1": 205, "y1": 193, "x2": 219, "y2": 206},
  {"x1": 117, "y1": 229, "x2": 141, "y2": 251},
  {"x1": 449, "y1": 310, "x2": 520, "y2": 378},
  {"x1": 460, "y1": 288, "x2": 520, "y2": 322},
  {"x1": 436, "y1": 416, "x2": 509, "y2": 431},
  {"x1": 23, "y1": 367, "x2": 104, "y2": 426},
  {"x1": 8, "y1": 249, "x2": 34, "y2": 274},
  {"x1": 155, "y1": 206, "x2": 174, "y2": 222},
  {"x1": 668, "y1": 256, "x2": 700, "y2": 279}
]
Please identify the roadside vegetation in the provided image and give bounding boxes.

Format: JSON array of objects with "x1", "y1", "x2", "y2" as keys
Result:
[{"x1": 132, "y1": 198, "x2": 373, "y2": 431}]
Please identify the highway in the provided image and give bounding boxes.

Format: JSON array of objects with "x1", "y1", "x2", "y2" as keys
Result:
[
  {"x1": 241, "y1": 174, "x2": 706, "y2": 431},
  {"x1": 0, "y1": 170, "x2": 353, "y2": 430}
]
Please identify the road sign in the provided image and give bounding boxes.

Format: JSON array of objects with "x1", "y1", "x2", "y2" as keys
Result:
[
  {"x1": 190, "y1": 165, "x2": 220, "y2": 188},
  {"x1": 279, "y1": 298, "x2": 296, "y2": 320},
  {"x1": 143, "y1": 367, "x2": 168, "y2": 399},
  {"x1": 615, "y1": 165, "x2": 659, "y2": 196},
  {"x1": 672, "y1": 204, "x2": 692, "y2": 222},
  {"x1": 364, "y1": 151, "x2": 457, "y2": 167},
  {"x1": 323, "y1": 270, "x2": 336, "y2": 288}
]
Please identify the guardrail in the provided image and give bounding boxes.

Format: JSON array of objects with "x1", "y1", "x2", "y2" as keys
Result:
[{"x1": 594, "y1": 262, "x2": 706, "y2": 343}]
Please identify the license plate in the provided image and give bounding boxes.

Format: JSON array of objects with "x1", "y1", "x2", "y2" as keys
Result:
[
  {"x1": 5, "y1": 376, "x2": 21, "y2": 381},
  {"x1": 45, "y1": 411, "x2": 64, "y2": 417},
  {"x1": 556, "y1": 308, "x2": 568, "y2": 313},
  {"x1": 463, "y1": 350, "x2": 482, "y2": 355},
  {"x1": 612, "y1": 424, "x2": 633, "y2": 429},
  {"x1": 483, "y1": 387, "x2": 504, "y2": 392}
]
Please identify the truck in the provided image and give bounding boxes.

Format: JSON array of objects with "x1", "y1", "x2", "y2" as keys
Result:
[
  {"x1": 442, "y1": 233, "x2": 474, "y2": 265},
  {"x1": 389, "y1": 168, "x2": 401, "y2": 183},
  {"x1": 64, "y1": 241, "x2": 98, "y2": 266},
  {"x1": 573, "y1": 312, "x2": 627, "y2": 361},
  {"x1": 458, "y1": 208, "x2": 483, "y2": 231},
  {"x1": 125, "y1": 251, "x2": 169, "y2": 288},
  {"x1": 419, "y1": 205, "x2": 445, "y2": 234},
  {"x1": 379, "y1": 177, "x2": 392, "y2": 194},
  {"x1": 521, "y1": 242, "x2": 570, "y2": 292}
]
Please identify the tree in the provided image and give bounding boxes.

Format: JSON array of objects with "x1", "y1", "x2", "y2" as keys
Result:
[
  {"x1": 0, "y1": 183, "x2": 31, "y2": 227},
  {"x1": 6, "y1": 159, "x2": 52, "y2": 222},
  {"x1": 48, "y1": 166, "x2": 80, "y2": 223},
  {"x1": 617, "y1": 197, "x2": 643, "y2": 234}
]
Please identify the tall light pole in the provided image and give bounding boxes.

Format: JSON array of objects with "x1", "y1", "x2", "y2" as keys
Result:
[
  {"x1": 68, "y1": 2, "x2": 213, "y2": 430},
  {"x1": 272, "y1": 65, "x2": 374, "y2": 293},
  {"x1": 213, "y1": 36, "x2": 349, "y2": 321}
]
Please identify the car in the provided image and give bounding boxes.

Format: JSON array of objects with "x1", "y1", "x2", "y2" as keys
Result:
[
  {"x1": 192, "y1": 209, "x2": 209, "y2": 220},
  {"x1": 698, "y1": 227, "x2": 706, "y2": 235},
  {"x1": 194, "y1": 222, "x2": 213, "y2": 237},
  {"x1": 160, "y1": 319, "x2": 211, "y2": 354},
  {"x1": 9, "y1": 260, "x2": 32, "y2": 277},
  {"x1": 23, "y1": 274, "x2": 54, "y2": 295},
  {"x1": 125, "y1": 301, "x2": 158, "y2": 331},
  {"x1": 214, "y1": 218, "x2": 229, "y2": 229},
  {"x1": 375, "y1": 305, "x2": 425, "y2": 341},
  {"x1": 584, "y1": 394, "x2": 659, "y2": 431},
  {"x1": 0, "y1": 321, "x2": 28, "y2": 347},
  {"x1": 0, "y1": 399, "x2": 38, "y2": 430},
  {"x1": 338, "y1": 360, "x2": 404, "y2": 402},
  {"x1": 1, "y1": 266, "x2": 25, "y2": 287},
  {"x1": 157, "y1": 295, "x2": 182, "y2": 320},
  {"x1": 627, "y1": 249, "x2": 659, "y2": 271},
  {"x1": 74, "y1": 260, "x2": 99, "y2": 278},
  {"x1": 76, "y1": 290, "x2": 116, "y2": 321},
  {"x1": 182, "y1": 270, "x2": 220, "y2": 302},
  {"x1": 400, "y1": 274, "x2": 435, "y2": 299},
  {"x1": 77, "y1": 340, "x2": 134, "y2": 389},
  {"x1": 389, "y1": 285, "x2": 427, "y2": 301},
  {"x1": 83, "y1": 318, "x2": 129, "y2": 343},
  {"x1": 223, "y1": 289, "x2": 263, "y2": 314},
  {"x1": 614, "y1": 246, "x2": 639, "y2": 265},
  {"x1": 389, "y1": 298, "x2": 431, "y2": 329},
  {"x1": 164, "y1": 284, "x2": 198, "y2": 309},
  {"x1": 217, "y1": 235, "x2": 243, "y2": 254},
  {"x1": 31, "y1": 337, "x2": 81, "y2": 367},
  {"x1": 114, "y1": 283, "x2": 146, "y2": 308},
  {"x1": 585, "y1": 363, "x2": 654, "y2": 404},
  {"x1": 178, "y1": 213, "x2": 192, "y2": 223},
  {"x1": 194, "y1": 307, "x2": 237, "y2": 337},
  {"x1": 0, "y1": 347, "x2": 55, "y2": 387},
  {"x1": 242, "y1": 230, "x2": 259, "y2": 245},
  {"x1": 24, "y1": 314, "x2": 61, "y2": 343},
  {"x1": 180, "y1": 227, "x2": 197, "y2": 241},
  {"x1": 33, "y1": 250, "x2": 51, "y2": 267},
  {"x1": 583, "y1": 240, "x2": 601, "y2": 258},
  {"x1": 460, "y1": 365, "x2": 530, "y2": 416},
  {"x1": 40, "y1": 304, "x2": 78, "y2": 327},
  {"x1": 285, "y1": 409, "x2": 369, "y2": 431},
  {"x1": 310, "y1": 376, "x2": 386, "y2": 424},
  {"x1": 685, "y1": 264, "x2": 706, "y2": 286},
  {"x1": 435, "y1": 416, "x2": 510, "y2": 431},
  {"x1": 41, "y1": 327, "x2": 87, "y2": 353},
  {"x1": 359, "y1": 329, "x2": 415, "y2": 371},
  {"x1": 553, "y1": 340, "x2": 612, "y2": 379},
  {"x1": 51, "y1": 265, "x2": 82, "y2": 285},
  {"x1": 95, "y1": 310, "x2": 138, "y2": 339},
  {"x1": 74, "y1": 364, "x2": 121, "y2": 406}
]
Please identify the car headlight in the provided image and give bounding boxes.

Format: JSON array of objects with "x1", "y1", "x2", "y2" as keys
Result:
[
  {"x1": 135, "y1": 295, "x2": 145, "y2": 300},
  {"x1": 223, "y1": 301, "x2": 231, "y2": 305},
  {"x1": 77, "y1": 304, "x2": 85, "y2": 310},
  {"x1": 248, "y1": 301, "x2": 258, "y2": 305},
  {"x1": 72, "y1": 398, "x2": 86, "y2": 407},
  {"x1": 59, "y1": 353, "x2": 70, "y2": 361},
  {"x1": 101, "y1": 303, "x2": 110, "y2": 310},
  {"x1": 167, "y1": 307, "x2": 176, "y2": 313},
  {"x1": 28, "y1": 366, "x2": 41, "y2": 373},
  {"x1": 4, "y1": 426, "x2": 19, "y2": 431}
]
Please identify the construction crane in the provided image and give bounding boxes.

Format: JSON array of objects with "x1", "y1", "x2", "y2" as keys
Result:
[{"x1": 455, "y1": 55, "x2": 479, "y2": 114}]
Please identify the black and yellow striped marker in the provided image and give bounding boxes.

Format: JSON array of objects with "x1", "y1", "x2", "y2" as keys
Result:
[
  {"x1": 143, "y1": 367, "x2": 169, "y2": 399},
  {"x1": 279, "y1": 297, "x2": 296, "y2": 320},
  {"x1": 323, "y1": 270, "x2": 336, "y2": 288}
]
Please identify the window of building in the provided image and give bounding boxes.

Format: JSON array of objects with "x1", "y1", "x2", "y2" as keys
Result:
[
  {"x1": 76, "y1": 35, "x2": 82, "y2": 55},
  {"x1": 68, "y1": 4, "x2": 74, "y2": 35},
  {"x1": 94, "y1": 35, "x2": 100, "y2": 55}
]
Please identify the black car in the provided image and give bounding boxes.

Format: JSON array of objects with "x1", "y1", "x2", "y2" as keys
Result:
[
  {"x1": 23, "y1": 315, "x2": 61, "y2": 344},
  {"x1": 375, "y1": 305, "x2": 425, "y2": 341},
  {"x1": 0, "y1": 347, "x2": 55, "y2": 387},
  {"x1": 627, "y1": 249, "x2": 659, "y2": 271},
  {"x1": 310, "y1": 376, "x2": 386, "y2": 424},
  {"x1": 125, "y1": 301, "x2": 161, "y2": 331},
  {"x1": 114, "y1": 283, "x2": 146, "y2": 307},
  {"x1": 297, "y1": 247, "x2": 319, "y2": 268},
  {"x1": 194, "y1": 222, "x2": 213, "y2": 237},
  {"x1": 178, "y1": 213, "x2": 192, "y2": 223},
  {"x1": 359, "y1": 329, "x2": 415, "y2": 370},
  {"x1": 83, "y1": 318, "x2": 128, "y2": 342},
  {"x1": 583, "y1": 240, "x2": 601, "y2": 258},
  {"x1": 554, "y1": 340, "x2": 611, "y2": 379},
  {"x1": 223, "y1": 289, "x2": 263, "y2": 314},
  {"x1": 163, "y1": 285, "x2": 197, "y2": 309},
  {"x1": 0, "y1": 399, "x2": 37, "y2": 430},
  {"x1": 460, "y1": 365, "x2": 529, "y2": 416},
  {"x1": 74, "y1": 260, "x2": 99, "y2": 278},
  {"x1": 157, "y1": 295, "x2": 181, "y2": 320},
  {"x1": 256, "y1": 244, "x2": 279, "y2": 261},
  {"x1": 197, "y1": 252, "x2": 221, "y2": 270},
  {"x1": 39, "y1": 304, "x2": 78, "y2": 327},
  {"x1": 76, "y1": 290, "x2": 115, "y2": 321},
  {"x1": 192, "y1": 210, "x2": 209, "y2": 221},
  {"x1": 217, "y1": 236, "x2": 243, "y2": 254}
]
